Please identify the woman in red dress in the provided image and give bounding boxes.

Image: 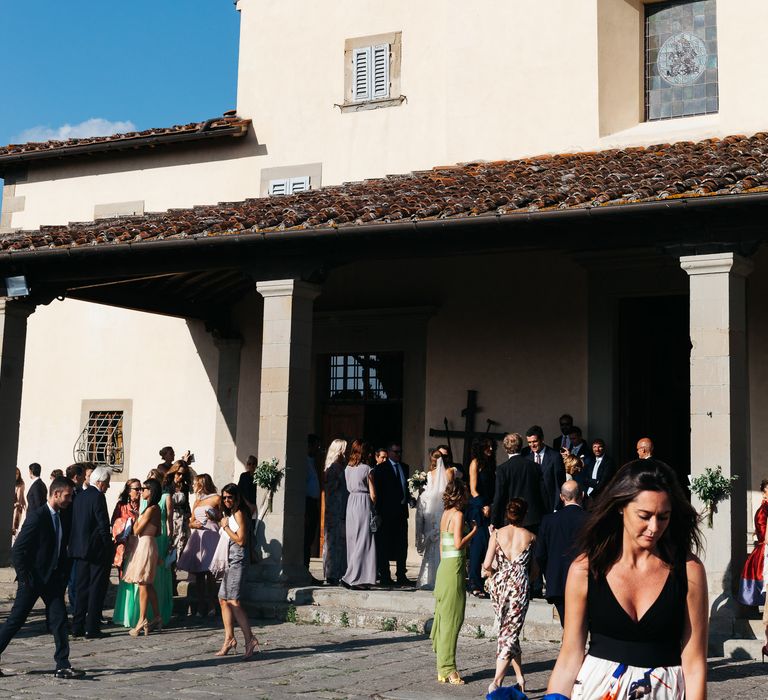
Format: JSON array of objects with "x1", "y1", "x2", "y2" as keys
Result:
[{"x1": 737, "y1": 478, "x2": 768, "y2": 610}]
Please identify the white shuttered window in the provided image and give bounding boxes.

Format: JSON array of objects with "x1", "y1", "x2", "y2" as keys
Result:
[
  {"x1": 352, "y1": 44, "x2": 390, "y2": 101},
  {"x1": 268, "y1": 176, "x2": 311, "y2": 196}
]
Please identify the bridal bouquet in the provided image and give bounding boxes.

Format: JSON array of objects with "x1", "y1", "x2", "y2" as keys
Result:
[{"x1": 408, "y1": 470, "x2": 428, "y2": 498}]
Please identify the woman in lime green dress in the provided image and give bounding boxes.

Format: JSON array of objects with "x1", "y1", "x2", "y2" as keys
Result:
[{"x1": 431, "y1": 479, "x2": 477, "y2": 685}]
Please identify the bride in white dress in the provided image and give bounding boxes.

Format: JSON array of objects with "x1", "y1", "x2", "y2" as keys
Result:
[{"x1": 416, "y1": 449, "x2": 455, "y2": 589}]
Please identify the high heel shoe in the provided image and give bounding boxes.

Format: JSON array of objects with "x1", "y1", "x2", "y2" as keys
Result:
[
  {"x1": 762, "y1": 644, "x2": 768, "y2": 663},
  {"x1": 148, "y1": 618, "x2": 162, "y2": 633},
  {"x1": 488, "y1": 681, "x2": 500, "y2": 693},
  {"x1": 438, "y1": 672, "x2": 464, "y2": 685},
  {"x1": 128, "y1": 620, "x2": 149, "y2": 637},
  {"x1": 215, "y1": 638, "x2": 237, "y2": 656},
  {"x1": 243, "y1": 635, "x2": 260, "y2": 659}
]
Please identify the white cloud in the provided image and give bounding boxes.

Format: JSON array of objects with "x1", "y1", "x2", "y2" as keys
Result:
[{"x1": 14, "y1": 118, "x2": 137, "y2": 143}]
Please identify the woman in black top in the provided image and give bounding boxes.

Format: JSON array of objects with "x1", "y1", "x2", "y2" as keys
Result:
[
  {"x1": 237, "y1": 455, "x2": 258, "y2": 515},
  {"x1": 545, "y1": 459, "x2": 707, "y2": 700},
  {"x1": 467, "y1": 438, "x2": 496, "y2": 597}
]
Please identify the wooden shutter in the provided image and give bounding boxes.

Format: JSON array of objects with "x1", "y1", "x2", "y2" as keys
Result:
[
  {"x1": 372, "y1": 44, "x2": 390, "y2": 99},
  {"x1": 353, "y1": 46, "x2": 372, "y2": 101}
]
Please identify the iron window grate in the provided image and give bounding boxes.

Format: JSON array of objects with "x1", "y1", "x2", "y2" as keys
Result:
[{"x1": 74, "y1": 410, "x2": 124, "y2": 472}]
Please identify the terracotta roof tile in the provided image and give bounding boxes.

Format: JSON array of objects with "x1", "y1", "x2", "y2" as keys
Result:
[
  {"x1": 4, "y1": 131, "x2": 768, "y2": 253},
  {"x1": 0, "y1": 113, "x2": 250, "y2": 162}
]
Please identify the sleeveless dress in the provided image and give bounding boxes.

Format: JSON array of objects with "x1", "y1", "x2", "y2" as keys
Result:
[
  {"x1": 341, "y1": 464, "x2": 377, "y2": 587},
  {"x1": 486, "y1": 539, "x2": 533, "y2": 660},
  {"x1": 218, "y1": 515, "x2": 246, "y2": 600},
  {"x1": 122, "y1": 497, "x2": 173, "y2": 625},
  {"x1": 170, "y1": 489, "x2": 191, "y2": 561},
  {"x1": 178, "y1": 494, "x2": 221, "y2": 572},
  {"x1": 123, "y1": 520, "x2": 159, "y2": 584},
  {"x1": 737, "y1": 500, "x2": 767, "y2": 606},
  {"x1": 430, "y1": 516, "x2": 466, "y2": 678},
  {"x1": 575, "y1": 560, "x2": 688, "y2": 699},
  {"x1": 323, "y1": 459, "x2": 348, "y2": 583}
]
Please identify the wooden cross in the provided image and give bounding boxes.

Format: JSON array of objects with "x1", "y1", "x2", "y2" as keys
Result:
[{"x1": 428, "y1": 390, "x2": 505, "y2": 467}]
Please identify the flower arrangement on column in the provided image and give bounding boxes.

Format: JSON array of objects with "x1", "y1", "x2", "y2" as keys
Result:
[
  {"x1": 689, "y1": 465, "x2": 739, "y2": 528},
  {"x1": 253, "y1": 457, "x2": 284, "y2": 523}
]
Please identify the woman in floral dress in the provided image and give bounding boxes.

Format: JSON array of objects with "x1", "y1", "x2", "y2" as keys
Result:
[
  {"x1": 483, "y1": 498, "x2": 536, "y2": 694},
  {"x1": 322, "y1": 439, "x2": 348, "y2": 585}
]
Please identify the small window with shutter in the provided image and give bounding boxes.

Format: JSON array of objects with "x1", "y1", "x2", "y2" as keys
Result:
[
  {"x1": 343, "y1": 32, "x2": 402, "y2": 112},
  {"x1": 268, "y1": 176, "x2": 312, "y2": 196},
  {"x1": 352, "y1": 44, "x2": 390, "y2": 102}
]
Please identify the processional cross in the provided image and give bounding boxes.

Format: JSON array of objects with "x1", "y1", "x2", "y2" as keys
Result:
[{"x1": 428, "y1": 390, "x2": 504, "y2": 467}]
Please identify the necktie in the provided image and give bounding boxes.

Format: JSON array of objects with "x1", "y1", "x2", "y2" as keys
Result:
[
  {"x1": 52, "y1": 511, "x2": 61, "y2": 561},
  {"x1": 535, "y1": 452, "x2": 542, "y2": 465}
]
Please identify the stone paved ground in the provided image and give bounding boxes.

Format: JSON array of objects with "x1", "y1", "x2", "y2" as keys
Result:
[{"x1": 0, "y1": 601, "x2": 765, "y2": 699}]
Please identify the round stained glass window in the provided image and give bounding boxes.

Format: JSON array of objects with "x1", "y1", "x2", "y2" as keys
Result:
[{"x1": 657, "y1": 32, "x2": 708, "y2": 86}]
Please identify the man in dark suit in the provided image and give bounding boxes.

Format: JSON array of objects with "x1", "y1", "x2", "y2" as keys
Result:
[
  {"x1": 373, "y1": 443, "x2": 413, "y2": 586},
  {"x1": 525, "y1": 425, "x2": 566, "y2": 512},
  {"x1": 491, "y1": 433, "x2": 547, "y2": 534},
  {"x1": 535, "y1": 480, "x2": 588, "y2": 627},
  {"x1": 566, "y1": 427, "x2": 588, "y2": 460},
  {"x1": 0, "y1": 477, "x2": 84, "y2": 678},
  {"x1": 69, "y1": 466, "x2": 112, "y2": 639},
  {"x1": 583, "y1": 438, "x2": 617, "y2": 499},
  {"x1": 26, "y1": 462, "x2": 47, "y2": 512},
  {"x1": 552, "y1": 414, "x2": 574, "y2": 453}
]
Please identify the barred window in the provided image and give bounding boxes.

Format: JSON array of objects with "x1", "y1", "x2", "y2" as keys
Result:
[
  {"x1": 74, "y1": 410, "x2": 125, "y2": 472},
  {"x1": 326, "y1": 353, "x2": 402, "y2": 402}
]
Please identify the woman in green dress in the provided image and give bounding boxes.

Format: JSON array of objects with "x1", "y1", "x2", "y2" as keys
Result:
[{"x1": 431, "y1": 479, "x2": 477, "y2": 685}]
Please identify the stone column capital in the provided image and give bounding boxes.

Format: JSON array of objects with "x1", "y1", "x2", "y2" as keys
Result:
[
  {"x1": 255, "y1": 279, "x2": 321, "y2": 301},
  {"x1": 680, "y1": 252, "x2": 754, "y2": 278}
]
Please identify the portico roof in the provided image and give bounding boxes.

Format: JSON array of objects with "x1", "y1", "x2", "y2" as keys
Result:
[{"x1": 3, "y1": 131, "x2": 768, "y2": 256}]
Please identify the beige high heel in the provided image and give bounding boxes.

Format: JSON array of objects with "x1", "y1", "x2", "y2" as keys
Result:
[
  {"x1": 243, "y1": 635, "x2": 260, "y2": 659},
  {"x1": 215, "y1": 638, "x2": 237, "y2": 656},
  {"x1": 129, "y1": 619, "x2": 149, "y2": 637}
]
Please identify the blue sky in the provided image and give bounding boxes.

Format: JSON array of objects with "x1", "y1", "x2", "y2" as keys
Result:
[{"x1": 0, "y1": 1, "x2": 240, "y2": 146}]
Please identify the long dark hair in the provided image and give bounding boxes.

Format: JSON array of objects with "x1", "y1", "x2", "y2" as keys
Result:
[
  {"x1": 470, "y1": 437, "x2": 496, "y2": 477},
  {"x1": 117, "y1": 479, "x2": 141, "y2": 505},
  {"x1": 577, "y1": 459, "x2": 701, "y2": 579},
  {"x1": 221, "y1": 483, "x2": 248, "y2": 517},
  {"x1": 163, "y1": 460, "x2": 192, "y2": 494},
  {"x1": 143, "y1": 478, "x2": 162, "y2": 507}
]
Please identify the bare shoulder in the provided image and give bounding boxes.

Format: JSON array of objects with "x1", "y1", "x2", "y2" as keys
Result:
[
  {"x1": 685, "y1": 554, "x2": 707, "y2": 581},
  {"x1": 571, "y1": 553, "x2": 590, "y2": 574}
]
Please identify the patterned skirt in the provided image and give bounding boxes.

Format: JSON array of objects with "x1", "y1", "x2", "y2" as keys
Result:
[{"x1": 575, "y1": 654, "x2": 685, "y2": 699}]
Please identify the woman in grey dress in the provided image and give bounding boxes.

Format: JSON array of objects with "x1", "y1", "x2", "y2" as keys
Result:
[
  {"x1": 341, "y1": 440, "x2": 377, "y2": 590},
  {"x1": 215, "y1": 483, "x2": 259, "y2": 658},
  {"x1": 323, "y1": 439, "x2": 348, "y2": 585}
]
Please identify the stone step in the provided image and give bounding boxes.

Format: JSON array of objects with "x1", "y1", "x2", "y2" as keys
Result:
[
  {"x1": 733, "y1": 617, "x2": 764, "y2": 639},
  {"x1": 244, "y1": 585, "x2": 564, "y2": 642},
  {"x1": 723, "y1": 637, "x2": 766, "y2": 661}
]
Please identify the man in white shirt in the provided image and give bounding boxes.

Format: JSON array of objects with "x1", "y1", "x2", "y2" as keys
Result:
[{"x1": 583, "y1": 439, "x2": 616, "y2": 498}]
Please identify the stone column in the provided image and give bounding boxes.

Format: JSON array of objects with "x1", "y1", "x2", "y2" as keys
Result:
[
  {"x1": 212, "y1": 336, "x2": 243, "y2": 489},
  {"x1": 680, "y1": 252, "x2": 752, "y2": 634},
  {"x1": 0, "y1": 299, "x2": 34, "y2": 563},
  {"x1": 253, "y1": 279, "x2": 320, "y2": 583}
]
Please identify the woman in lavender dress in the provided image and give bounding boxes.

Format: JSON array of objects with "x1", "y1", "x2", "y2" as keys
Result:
[
  {"x1": 341, "y1": 440, "x2": 377, "y2": 590},
  {"x1": 177, "y1": 473, "x2": 221, "y2": 615}
]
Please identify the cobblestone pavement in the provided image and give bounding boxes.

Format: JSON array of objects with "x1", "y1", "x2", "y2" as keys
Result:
[{"x1": 0, "y1": 601, "x2": 765, "y2": 699}]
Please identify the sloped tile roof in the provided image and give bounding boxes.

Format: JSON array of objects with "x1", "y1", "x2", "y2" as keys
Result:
[
  {"x1": 3, "y1": 132, "x2": 768, "y2": 252},
  {"x1": 0, "y1": 114, "x2": 250, "y2": 163}
]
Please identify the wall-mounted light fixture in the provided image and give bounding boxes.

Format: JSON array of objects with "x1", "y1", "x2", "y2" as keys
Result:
[{"x1": 4, "y1": 275, "x2": 29, "y2": 298}]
